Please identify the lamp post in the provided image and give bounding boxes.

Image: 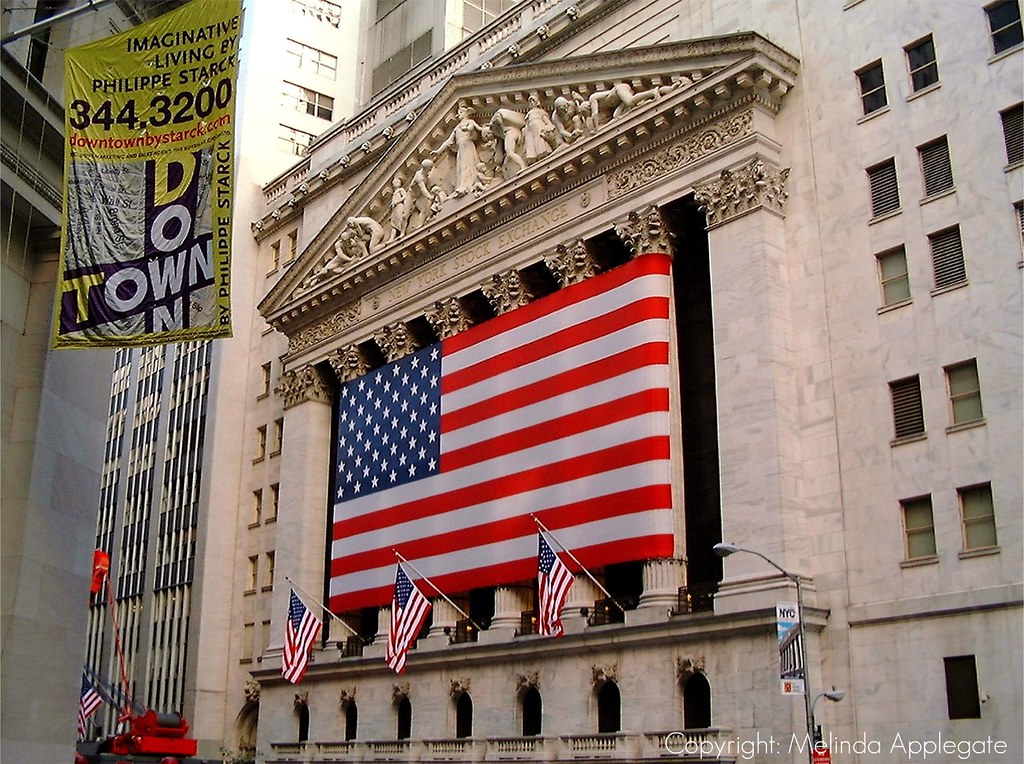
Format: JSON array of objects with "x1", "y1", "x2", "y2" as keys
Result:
[
  {"x1": 810, "y1": 690, "x2": 846, "y2": 749},
  {"x1": 713, "y1": 542, "x2": 817, "y2": 763}
]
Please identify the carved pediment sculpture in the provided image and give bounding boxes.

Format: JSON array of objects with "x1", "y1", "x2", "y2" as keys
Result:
[{"x1": 261, "y1": 34, "x2": 799, "y2": 330}]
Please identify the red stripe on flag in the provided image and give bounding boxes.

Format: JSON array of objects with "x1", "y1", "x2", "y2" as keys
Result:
[
  {"x1": 330, "y1": 484, "x2": 672, "y2": 580},
  {"x1": 442, "y1": 295, "x2": 669, "y2": 394},
  {"x1": 442, "y1": 253, "x2": 672, "y2": 354}
]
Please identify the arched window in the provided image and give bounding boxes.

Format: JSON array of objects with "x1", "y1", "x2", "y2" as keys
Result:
[
  {"x1": 521, "y1": 687, "x2": 542, "y2": 736},
  {"x1": 234, "y1": 701, "x2": 258, "y2": 756},
  {"x1": 297, "y1": 703, "x2": 310, "y2": 742},
  {"x1": 683, "y1": 673, "x2": 712, "y2": 729},
  {"x1": 345, "y1": 701, "x2": 358, "y2": 741},
  {"x1": 397, "y1": 696, "x2": 412, "y2": 740},
  {"x1": 597, "y1": 681, "x2": 621, "y2": 733},
  {"x1": 455, "y1": 693, "x2": 473, "y2": 738}
]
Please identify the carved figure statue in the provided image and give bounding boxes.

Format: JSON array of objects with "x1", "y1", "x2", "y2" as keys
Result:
[
  {"x1": 489, "y1": 108, "x2": 528, "y2": 176},
  {"x1": 589, "y1": 81, "x2": 666, "y2": 127},
  {"x1": 388, "y1": 175, "x2": 409, "y2": 240},
  {"x1": 471, "y1": 161, "x2": 498, "y2": 196},
  {"x1": 432, "y1": 103, "x2": 485, "y2": 196},
  {"x1": 551, "y1": 95, "x2": 586, "y2": 145},
  {"x1": 345, "y1": 216, "x2": 386, "y2": 258},
  {"x1": 523, "y1": 94, "x2": 557, "y2": 163},
  {"x1": 407, "y1": 158, "x2": 435, "y2": 231}
]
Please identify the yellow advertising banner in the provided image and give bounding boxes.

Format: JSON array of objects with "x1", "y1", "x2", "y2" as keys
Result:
[{"x1": 53, "y1": 0, "x2": 242, "y2": 348}]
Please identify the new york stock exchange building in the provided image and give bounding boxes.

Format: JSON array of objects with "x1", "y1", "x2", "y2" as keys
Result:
[{"x1": 240, "y1": 1, "x2": 1022, "y2": 761}]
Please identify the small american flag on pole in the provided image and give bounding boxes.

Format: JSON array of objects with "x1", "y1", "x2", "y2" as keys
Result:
[
  {"x1": 386, "y1": 564, "x2": 432, "y2": 674},
  {"x1": 282, "y1": 589, "x2": 321, "y2": 684},
  {"x1": 77, "y1": 672, "x2": 103, "y2": 740},
  {"x1": 538, "y1": 532, "x2": 574, "y2": 636}
]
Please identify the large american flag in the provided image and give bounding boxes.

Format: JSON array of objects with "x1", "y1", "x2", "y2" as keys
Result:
[
  {"x1": 282, "y1": 589, "x2": 321, "y2": 684},
  {"x1": 77, "y1": 672, "x2": 103, "y2": 739},
  {"x1": 538, "y1": 532, "x2": 573, "y2": 637},
  {"x1": 328, "y1": 252, "x2": 674, "y2": 612},
  {"x1": 386, "y1": 564, "x2": 432, "y2": 673}
]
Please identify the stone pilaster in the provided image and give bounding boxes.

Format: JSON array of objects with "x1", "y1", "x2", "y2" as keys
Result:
[
  {"x1": 268, "y1": 365, "x2": 335, "y2": 651},
  {"x1": 693, "y1": 157, "x2": 809, "y2": 613}
]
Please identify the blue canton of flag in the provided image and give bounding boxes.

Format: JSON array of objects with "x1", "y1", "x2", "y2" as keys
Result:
[{"x1": 336, "y1": 346, "x2": 442, "y2": 502}]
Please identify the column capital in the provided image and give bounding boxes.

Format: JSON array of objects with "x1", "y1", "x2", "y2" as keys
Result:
[
  {"x1": 276, "y1": 364, "x2": 333, "y2": 409},
  {"x1": 327, "y1": 344, "x2": 371, "y2": 384},
  {"x1": 545, "y1": 238, "x2": 599, "y2": 288},
  {"x1": 482, "y1": 268, "x2": 533, "y2": 316},
  {"x1": 613, "y1": 204, "x2": 674, "y2": 258},
  {"x1": 426, "y1": 296, "x2": 473, "y2": 339},
  {"x1": 694, "y1": 156, "x2": 790, "y2": 228},
  {"x1": 374, "y1": 321, "x2": 420, "y2": 363}
]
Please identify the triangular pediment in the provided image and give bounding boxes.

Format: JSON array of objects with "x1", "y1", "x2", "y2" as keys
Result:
[{"x1": 259, "y1": 32, "x2": 797, "y2": 331}]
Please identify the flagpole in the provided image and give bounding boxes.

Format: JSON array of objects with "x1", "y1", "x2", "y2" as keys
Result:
[
  {"x1": 392, "y1": 551, "x2": 485, "y2": 632},
  {"x1": 530, "y1": 514, "x2": 627, "y2": 613},
  {"x1": 103, "y1": 574, "x2": 136, "y2": 719},
  {"x1": 284, "y1": 577, "x2": 361, "y2": 638}
]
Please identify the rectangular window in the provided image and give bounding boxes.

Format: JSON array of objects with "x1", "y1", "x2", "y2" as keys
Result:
[
  {"x1": 287, "y1": 230, "x2": 298, "y2": 262},
  {"x1": 271, "y1": 418, "x2": 284, "y2": 456},
  {"x1": 929, "y1": 225, "x2": 967, "y2": 289},
  {"x1": 856, "y1": 61, "x2": 888, "y2": 115},
  {"x1": 946, "y1": 360, "x2": 983, "y2": 425},
  {"x1": 270, "y1": 241, "x2": 281, "y2": 273},
  {"x1": 264, "y1": 551, "x2": 276, "y2": 589},
  {"x1": 279, "y1": 125, "x2": 314, "y2": 157},
  {"x1": 461, "y1": 0, "x2": 516, "y2": 35},
  {"x1": 285, "y1": 38, "x2": 338, "y2": 78},
  {"x1": 269, "y1": 483, "x2": 280, "y2": 521},
  {"x1": 901, "y1": 496, "x2": 936, "y2": 559},
  {"x1": 291, "y1": 0, "x2": 342, "y2": 26},
  {"x1": 868, "y1": 159, "x2": 900, "y2": 217},
  {"x1": 283, "y1": 81, "x2": 334, "y2": 121},
  {"x1": 247, "y1": 556, "x2": 258, "y2": 591},
  {"x1": 905, "y1": 35, "x2": 939, "y2": 92},
  {"x1": 918, "y1": 136, "x2": 954, "y2": 197},
  {"x1": 1015, "y1": 201, "x2": 1024, "y2": 256},
  {"x1": 371, "y1": 30, "x2": 433, "y2": 95},
  {"x1": 878, "y1": 246, "x2": 911, "y2": 306},
  {"x1": 260, "y1": 362, "x2": 272, "y2": 398},
  {"x1": 1001, "y1": 103, "x2": 1023, "y2": 165},
  {"x1": 255, "y1": 425, "x2": 267, "y2": 460},
  {"x1": 944, "y1": 656, "x2": 982, "y2": 719},
  {"x1": 242, "y1": 622, "x2": 254, "y2": 661},
  {"x1": 959, "y1": 484, "x2": 998, "y2": 549},
  {"x1": 987, "y1": 0, "x2": 1023, "y2": 54},
  {"x1": 890, "y1": 375, "x2": 925, "y2": 439},
  {"x1": 251, "y1": 489, "x2": 263, "y2": 525}
]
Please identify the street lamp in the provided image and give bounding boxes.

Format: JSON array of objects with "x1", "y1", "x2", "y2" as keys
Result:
[
  {"x1": 811, "y1": 692, "x2": 843, "y2": 745},
  {"x1": 714, "y1": 542, "x2": 817, "y2": 763}
]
